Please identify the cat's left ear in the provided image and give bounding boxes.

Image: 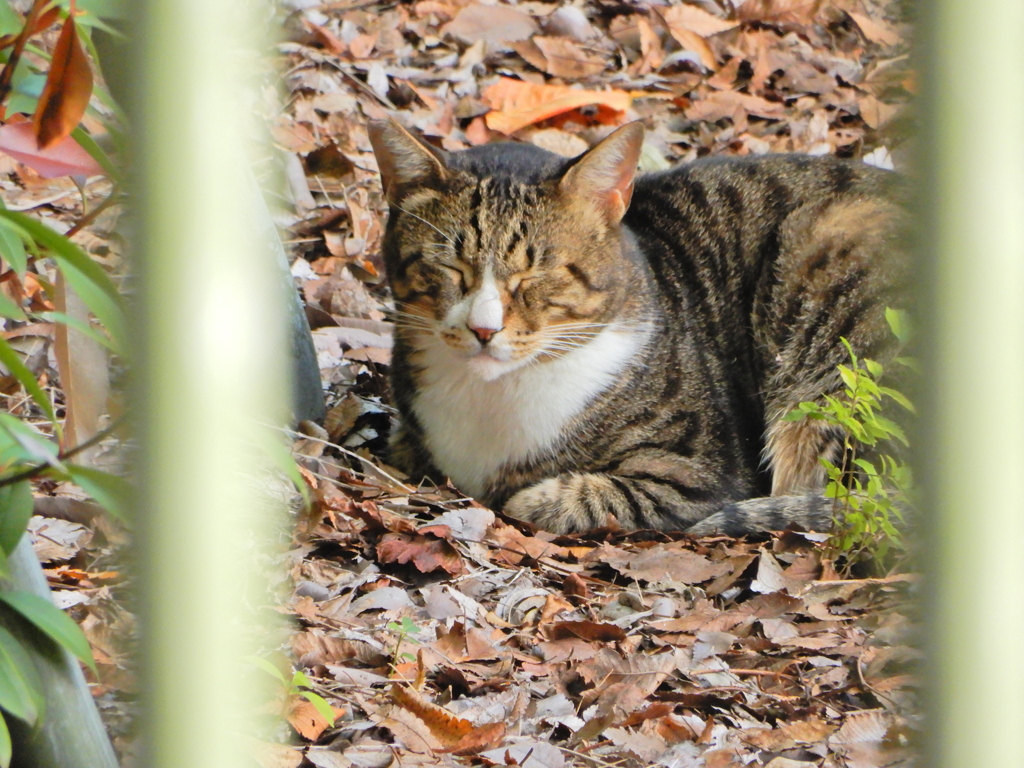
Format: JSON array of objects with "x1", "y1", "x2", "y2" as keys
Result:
[
  {"x1": 368, "y1": 117, "x2": 449, "y2": 204},
  {"x1": 558, "y1": 122, "x2": 645, "y2": 223}
]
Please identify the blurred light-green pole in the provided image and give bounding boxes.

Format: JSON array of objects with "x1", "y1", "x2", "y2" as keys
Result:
[
  {"x1": 921, "y1": 0, "x2": 1024, "y2": 765},
  {"x1": 132, "y1": 1, "x2": 289, "y2": 767}
]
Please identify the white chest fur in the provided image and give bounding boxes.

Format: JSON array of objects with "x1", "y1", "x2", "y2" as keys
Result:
[{"x1": 411, "y1": 324, "x2": 650, "y2": 498}]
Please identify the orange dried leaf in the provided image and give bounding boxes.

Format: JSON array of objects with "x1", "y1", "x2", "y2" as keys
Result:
[
  {"x1": 390, "y1": 684, "x2": 473, "y2": 747},
  {"x1": 447, "y1": 721, "x2": 507, "y2": 755},
  {"x1": 285, "y1": 696, "x2": 333, "y2": 741},
  {"x1": 34, "y1": 13, "x2": 93, "y2": 150},
  {"x1": 482, "y1": 77, "x2": 632, "y2": 134}
]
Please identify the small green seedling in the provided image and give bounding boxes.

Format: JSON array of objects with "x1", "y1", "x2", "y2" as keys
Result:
[
  {"x1": 785, "y1": 309, "x2": 915, "y2": 569},
  {"x1": 386, "y1": 616, "x2": 422, "y2": 666},
  {"x1": 244, "y1": 656, "x2": 336, "y2": 727}
]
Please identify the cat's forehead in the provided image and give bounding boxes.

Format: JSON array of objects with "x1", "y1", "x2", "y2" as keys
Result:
[{"x1": 446, "y1": 141, "x2": 568, "y2": 184}]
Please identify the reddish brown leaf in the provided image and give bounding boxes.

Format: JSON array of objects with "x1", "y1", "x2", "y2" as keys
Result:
[
  {"x1": 0, "y1": 120, "x2": 102, "y2": 177},
  {"x1": 377, "y1": 532, "x2": 466, "y2": 576},
  {"x1": 546, "y1": 620, "x2": 627, "y2": 643},
  {"x1": 34, "y1": 12, "x2": 93, "y2": 150}
]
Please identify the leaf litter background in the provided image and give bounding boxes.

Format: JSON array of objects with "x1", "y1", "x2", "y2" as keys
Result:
[{"x1": 9, "y1": 0, "x2": 920, "y2": 765}]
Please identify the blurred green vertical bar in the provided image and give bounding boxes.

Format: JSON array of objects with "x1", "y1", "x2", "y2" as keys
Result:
[
  {"x1": 133, "y1": 0, "x2": 288, "y2": 767},
  {"x1": 922, "y1": 0, "x2": 1024, "y2": 765}
]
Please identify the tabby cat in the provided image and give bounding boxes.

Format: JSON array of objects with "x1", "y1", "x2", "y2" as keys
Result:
[{"x1": 368, "y1": 117, "x2": 909, "y2": 535}]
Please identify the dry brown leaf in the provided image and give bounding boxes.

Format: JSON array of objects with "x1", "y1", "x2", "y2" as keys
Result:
[
  {"x1": 858, "y1": 94, "x2": 899, "y2": 129},
  {"x1": 737, "y1": 0, "x2": 822, "y2": 23},
  {"x1": 34, "y1": 14, "x2": 93, "y2": 150},
  {"x1": 632, "y1": 17, "x2": 664, "y2": 75},
  {"x1": 442, "y1": 4, "x2": 538, "y2": 46},
  {"x1": 741, "y1": 717, "x2": 835, "y2": 750},
  {"x1": 664, "y1": 21, "x2": 717, "y2": 70},
  {"x1": 377, "y1": 532, "x2": 467, "y2": 576},
  {"x1": 661, "y1": 5, "x2": 739, "y2": 38},
  {"x1": 607, "y1": 543, "x2": 733, "y2": 585},
  {"x1": 529, "y1": 127, "x2": 588, "y2": 157},
  {"x1": 848, "y1": 12, "x2": 902, "y2": 48},
  {"x1": 251, "y1": 739, "x2": 304, "y2": 768},
  {"x1": 685, "y1": 90, "x2": 785, "y2": 122},
  {"x1": 532, "y1": 36, "x2": 606, "y2": 79},
  {"x1": 349, "y1": 32, "x2": 378, "y2": 59},
  {"x1": 54, "y1": 273, "x2": 109, "y2": 465},
  {"x1": 482, "y1": 77, "x2": 632, "y2": 134}
]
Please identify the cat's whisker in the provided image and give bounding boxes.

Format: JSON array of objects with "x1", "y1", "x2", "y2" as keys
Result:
[{"x1": 391, "y1": 204, "x2": 456, "y2": 245}]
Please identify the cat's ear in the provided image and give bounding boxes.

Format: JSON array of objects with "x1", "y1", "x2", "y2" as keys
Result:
[
  {"x1": 558, "y1": 122, "x2": 645, "y2": 223},
  {"x1": 368, "y1": 117, "x2": 449, "y2": 203}
]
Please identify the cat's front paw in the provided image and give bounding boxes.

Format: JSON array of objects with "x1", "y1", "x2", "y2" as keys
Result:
[{"x1": 503, "y1": 475, "x2": 615, "y2": 534}]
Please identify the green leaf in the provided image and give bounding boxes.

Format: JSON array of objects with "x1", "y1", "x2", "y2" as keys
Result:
[
  {"x1": 840, "y1": 337, "x2": 856, "y2": 364},
  {"x1": 0, "y1": 414, "x2": 61, "y2": 468},
  {"x1": 291, "y1": 670, "x2": 312, "y2": 691},
  {"x1": 65, "y1": 466, "x2": 129, "y2": 521},
  {"x1": 0, "y1": 219, "x2": 27, "y2": 277},
  {"x1": 243, "y1": 655, "x2": 286, "y2": 686},
  {"x1": 864, "y1": 359, "x2": 883, "y2": 378},
  {"x1": 0, "y1": 482, "x2": 32, "y2": 557},
  {"x1": 0, "y1": 2, "x2": 22, "y2": 36},
  {"x1": 885, "y1": 307, "x2": 911, "y2": 344},
  {"x1": 34, "y1": 311, "x2": 125, "y2": 357},
  {"x1": 300, "y1": 691, "x2": 337, "y2": 726},
  {"x1": 878, "y1": 386, "x2": 915, "y2": 413},
  {"x1": 873, "y1": 416, "x2": 909, "y2": 446},
  {"x1": 838, "y1": 366, "x2": 858, "y2": 391},
  {"x1": 70, "y1": 127, "x2": 123, "y2": 185},
  {"x1": 894, "y1": 356, "x2": 923, "y2": 373},
  {"x1": 0, "y1": 591, "x2": 96, "y2": 674},
  {"x1": 0, "y1": 709, "x2": 11, "y2": 768},
  {"x1": 0, "y1": 292, "x2": 25, "y2": 322},
  {"x1": 0, "y1": 625, "x2": 44, "y2": 725},
  {"x1": 0, "y1": 338, "x2": 56, "y2": 424},
  {"x1": 853, "y1": 458, "x2": 877, "y2": 476},
  {"x1": 0, "y1": 211, "x2": 125, "y2": 347}
]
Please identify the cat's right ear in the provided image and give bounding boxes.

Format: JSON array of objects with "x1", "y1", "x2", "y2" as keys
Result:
[
  {"x1": 558, "y1": 122, "x2": 645, "y2": 224},
  {"x1": 368, "y1": 118, "x2": 448, "y2": 204}
]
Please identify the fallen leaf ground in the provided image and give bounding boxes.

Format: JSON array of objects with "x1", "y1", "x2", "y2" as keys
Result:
[{"x1": 13, "y1": 0, "x2": 921, "y2": 765}]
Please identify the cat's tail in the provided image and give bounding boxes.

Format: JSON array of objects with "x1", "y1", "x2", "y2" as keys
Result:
[{"x1": 685, "y1": 495, "x2": 835, "y2": 537}]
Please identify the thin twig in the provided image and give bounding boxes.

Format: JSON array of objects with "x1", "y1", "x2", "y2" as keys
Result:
[
  {"x1": 0, "y1": 418, "x2": 124, "y2": 488},
  {"x1": 0, "y1": 0, "x2": 48, "y2": 106},
  {"x1": 66, "y1": 189, "x2": 123, "y2": 239}
]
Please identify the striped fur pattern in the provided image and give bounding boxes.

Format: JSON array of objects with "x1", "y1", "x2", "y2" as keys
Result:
[{"x1": 369, "y1": 118, "x2": 909, "y2": 535}]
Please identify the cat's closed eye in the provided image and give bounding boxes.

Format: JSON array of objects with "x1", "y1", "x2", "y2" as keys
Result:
[
  {"x1": 508, "y1": 273, "x2": 539, "y2": 298},
  {"x1": 437, "y1": 262, "x2": 470, "y2": 292}
]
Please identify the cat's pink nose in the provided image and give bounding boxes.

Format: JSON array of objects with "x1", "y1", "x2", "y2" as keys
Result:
[{"x1": 469, "y1": 325, "x2": 498, "y2": 343}]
